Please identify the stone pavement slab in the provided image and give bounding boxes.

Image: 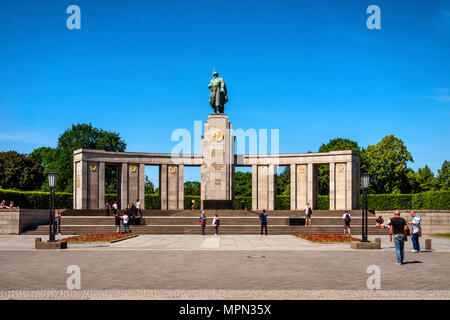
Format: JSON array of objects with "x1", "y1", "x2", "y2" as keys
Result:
[
  {"x1": 1, "y1": 234, "x2": 450, "y2": 251},
  {"x1": 1, "y1": 289, "x2": 450, "y2": 300}
]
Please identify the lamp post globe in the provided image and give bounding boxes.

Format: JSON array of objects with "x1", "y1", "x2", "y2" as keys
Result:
[
  {"x1": 361, "y1": 172, "x2": 370, "y2": 191},
  {"x1": 361, "y1": 172, "x2": 370, "y2": 242},
  {"x1": 47, "y1": 172, "x2": 57, "y2": 242}
]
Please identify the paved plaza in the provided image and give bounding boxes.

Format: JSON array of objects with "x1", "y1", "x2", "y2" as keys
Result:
[{"x1": 0, "y1": 234, "x2": 450, "y2": 299}]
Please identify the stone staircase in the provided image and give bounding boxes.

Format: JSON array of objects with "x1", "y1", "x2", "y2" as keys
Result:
[{"x1": 22, "y1": 210, "x2": 389, "y2": 236}]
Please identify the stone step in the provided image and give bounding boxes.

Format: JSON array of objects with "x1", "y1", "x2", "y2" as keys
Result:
[
  {"x1": 58, "y1": 216, "x2": 379, "y2": 226},
  {"x1": 23, "y1": 225, "x2": 389, "y2": 236},
  {"x1": 61, "y1": 209, "x2": 374, "y2": 217}
]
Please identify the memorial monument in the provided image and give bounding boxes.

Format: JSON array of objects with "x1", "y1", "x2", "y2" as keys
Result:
[{"x1": 73, "y1": 72, "x2": 360, "y2": 211}]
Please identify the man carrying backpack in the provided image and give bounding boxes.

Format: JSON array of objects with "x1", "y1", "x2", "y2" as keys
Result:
[
  {"x1": 253, "y1": 209, "x2": 268, "y2": 235},
  {"x1": 343, "y1": 210, "x2": 352, "y2": 236}
]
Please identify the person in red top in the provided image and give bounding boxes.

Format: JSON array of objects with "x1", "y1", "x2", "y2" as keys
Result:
[{"x1": 199, "y1": 210, "x2": 207, "y2": 235}]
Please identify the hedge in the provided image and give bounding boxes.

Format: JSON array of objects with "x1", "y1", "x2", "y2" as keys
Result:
[
  {"x1": 0, "y1": 189, "x2": 72, "y2": 209},
  {"x1": 1, "y1": 189, "x2": 449, "y2": 211},
  {"x1": 411, "y1": 191, "x2": 450, "y2": 210}
]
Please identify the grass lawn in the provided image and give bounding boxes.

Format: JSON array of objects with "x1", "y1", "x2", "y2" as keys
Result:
[
  {"x1": 431, "y1": 233, "x2": 450, "y2": 238},
  {"x1": 61, "y1": 233, "x2": 137, "y2": 243}
]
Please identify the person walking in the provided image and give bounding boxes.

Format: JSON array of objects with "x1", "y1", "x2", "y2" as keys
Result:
[
  {"x1": 305, "y1": 203, "x2": 312, "y2": 226},
  {"x1": 122, "y1": 212, "x2": 130, "y2": 234},
  {"x1": 199, "y1": 210, "x2": 207, "y2": 235},
  {"x1": 191, "y1": 199, "x2": 196, "y2": 210},
  {"x1": 343, "y1": 210, "x2": 351, "y2": 236},
  {"x1": 253, "y1": 209, "x2": 268, "y2": 235},
  {"x1": 55, "y1": 210, "x2": 62, "y2": 236},
  {"x1": 136, "y1": 199, "x2": 143, "y2": 217},
  {"x1": 130, "y1": 202, "x2": 138, "y2": 225},
  {"x1": 212, "y1": 214, "x2": 220, "y2": 236},
  {"x1": 389, "y1": 210, "x2": 409, "y2": 265},
  {"x1": 112, "y1": 202, "x2": 118, "y2": 215},
  {"x1": 104, "y1": 202, "x2": 111, "y2": 216},
  {"x1": 408, "y1": 211, "x2": 421, "y2": 253},
  {"x1": 114, "y1": 212, "x2": 121, "y2": 234}
]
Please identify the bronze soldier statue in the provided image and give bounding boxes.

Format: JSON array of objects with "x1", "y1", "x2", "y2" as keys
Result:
[{"x1": 208, "y1": 71, "x2": 228, "y2": 114}]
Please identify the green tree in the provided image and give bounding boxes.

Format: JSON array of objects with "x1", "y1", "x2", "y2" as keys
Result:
[
  {"x1": 184, "y1": 181, "x2": 200, "y2": 195},
  {"x1": 318, "y1": 138, "x2": 361, "y2": 195},
  {"x1": 437, "y1": 160, "x2": 450, "y2": 190},
  {"x1": 235, "y1": 171, "x2": 252, "y2": 197},
  {"x1": 407, "y1": 165, "x2": 437, "y2": 193},
  {"x1": 0, "y1": 151, "x2": 45, "y2": 190},
  {"x1": 31, "y1": 123, "x2": 126, "y2": 192},
  {"x1": 361, "y1": 135, "x2": 413, "y2": 194},
  {"x1": 277, "y1": 166, "x2": 290, "y2": 196},
  {"x1": 144, "y1": 175, "x2": 155, "y2": 194}
]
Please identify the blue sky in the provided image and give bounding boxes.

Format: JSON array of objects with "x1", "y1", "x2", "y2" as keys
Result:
[{"x1": 0, "y1": 0, "x2": 449, "y2": 182}]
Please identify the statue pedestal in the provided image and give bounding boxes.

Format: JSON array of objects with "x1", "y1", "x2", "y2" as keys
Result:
[{"x1": 201, "y1": 114, "x2": 234, "y2": 209}]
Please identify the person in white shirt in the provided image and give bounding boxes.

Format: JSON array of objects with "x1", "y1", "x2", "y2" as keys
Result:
[
  {"x1": 212, "y1": 214, "x2": 220, "y2": 236},
  {"x1": 342, "y1": 211, "x2": 352, "y2": 236},
  {"x1": 136, "y1": 199, "x2": 143, "y2": 217},
  {"x1": 122, "y1": 213, "x2": 130, "y2": 234},
  {"x1": 112, "y1": 202, "x2": 118, "y2": 215}
]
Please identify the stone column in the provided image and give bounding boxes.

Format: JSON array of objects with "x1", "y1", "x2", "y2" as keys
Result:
[
  {"x1": 335, "y1": 162, "x2": 347, "y2": 210},
  {"x1": 178, "y1": 165, "x2": 184, "y2": 210},
  {"x1": 253, "y1": 165, "x2": 277, "y2": 210},
  {"x1": 98, "y1": 162, "x2": 105, "y2": 209},
  {"x1": 329, "y1": 162, "x2": 336, "y2": 210},
  {"x1": 201, "y1": 114, "x2": 234, "y2": 204},
  {"x1": 307, "y1": 163, "x2": 318, "y2": 209},
  {"x1": 290, "y1": 164, "x2": 296, "y2": 210},
  {"x1": 251, "y1": 164, "x2": 257, "y2": 211},
  {"x1": 139, "y1": 163, "x2": 145, "y2": 210},
  {"x1": 74, "y1": 160, "x2": 88, "y2": 209},
  {"x1": 160, "y1": 164, "x2": 168, "y2": 210},
  {"x1": 87, "y1": 161, "x2": 99, "y2": 209},
  {"x1": 120, "y1": 163, "x2": 128, "y2": 210},
  {"x1": 296, "y1": 164, "x2": 308, "y2": 210},
  {"x1": 160, "y1": 164, "x2": 183, "y2": 210}
]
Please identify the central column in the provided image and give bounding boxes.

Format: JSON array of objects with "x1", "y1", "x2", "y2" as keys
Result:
[{"x1": 201, "y1": 114, "x2": 234, "y2": 209}]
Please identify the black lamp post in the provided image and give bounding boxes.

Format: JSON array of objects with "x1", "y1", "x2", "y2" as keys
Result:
[
  {"x1": 361, "y1": 172, "x2": 370, "y2": 242},
  {"x1": 47, "y1": 172, "x2": 57, "y2": 242}
]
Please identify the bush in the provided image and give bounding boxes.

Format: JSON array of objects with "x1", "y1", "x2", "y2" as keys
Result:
[
  {"x1": 1, "y1": 189, "x2": 449, "y2": 210},
  {"x1": 184, "y1": 195, "x2": 201, "y2": 210},
  {"x1": 145, "y1": 194, "x2": 160, "y2": 210},
  {"x1": 365, "y1": 194, "x2": 412, "y2": 211},
  {"x1": 318, "y1": 195, "x2": 329, "y2": 210},
  {"x1": 0, "y1": 188, "x2": 72, "y2": 209},
  {"x1": 412, "y1": 191, "x2": 450, "y2": 210},
  {"x1": 276, "y1": 196, "x2": 290, "y2": 210},
  {"x1": 235, "y1": 197, "x2": 252, "y2": 210}
]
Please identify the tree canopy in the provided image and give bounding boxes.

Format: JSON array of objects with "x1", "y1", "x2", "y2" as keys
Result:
[
  {"x1": 318, "y1": 138, "x2": 361, "y2": 195},
  {"x1": 30, "y1": 123, "x2": 126, "y2": 192},
  {"x1": 0, "y1": 151, "x2": 45, "y2": 191},
  {"x1": 361, "y1": 135, "x2": 413, "y2": 194}
]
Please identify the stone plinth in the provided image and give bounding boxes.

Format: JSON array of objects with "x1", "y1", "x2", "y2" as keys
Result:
[
  {"x1": 35, "y1": 238, "x2": 67, "y2": 249},
  {"x1": 201, "y1": 114, "x2": 234, "y2": 208},
  {"x1": 350, "y1": 241, "x2": 381, "y2": 249}
]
